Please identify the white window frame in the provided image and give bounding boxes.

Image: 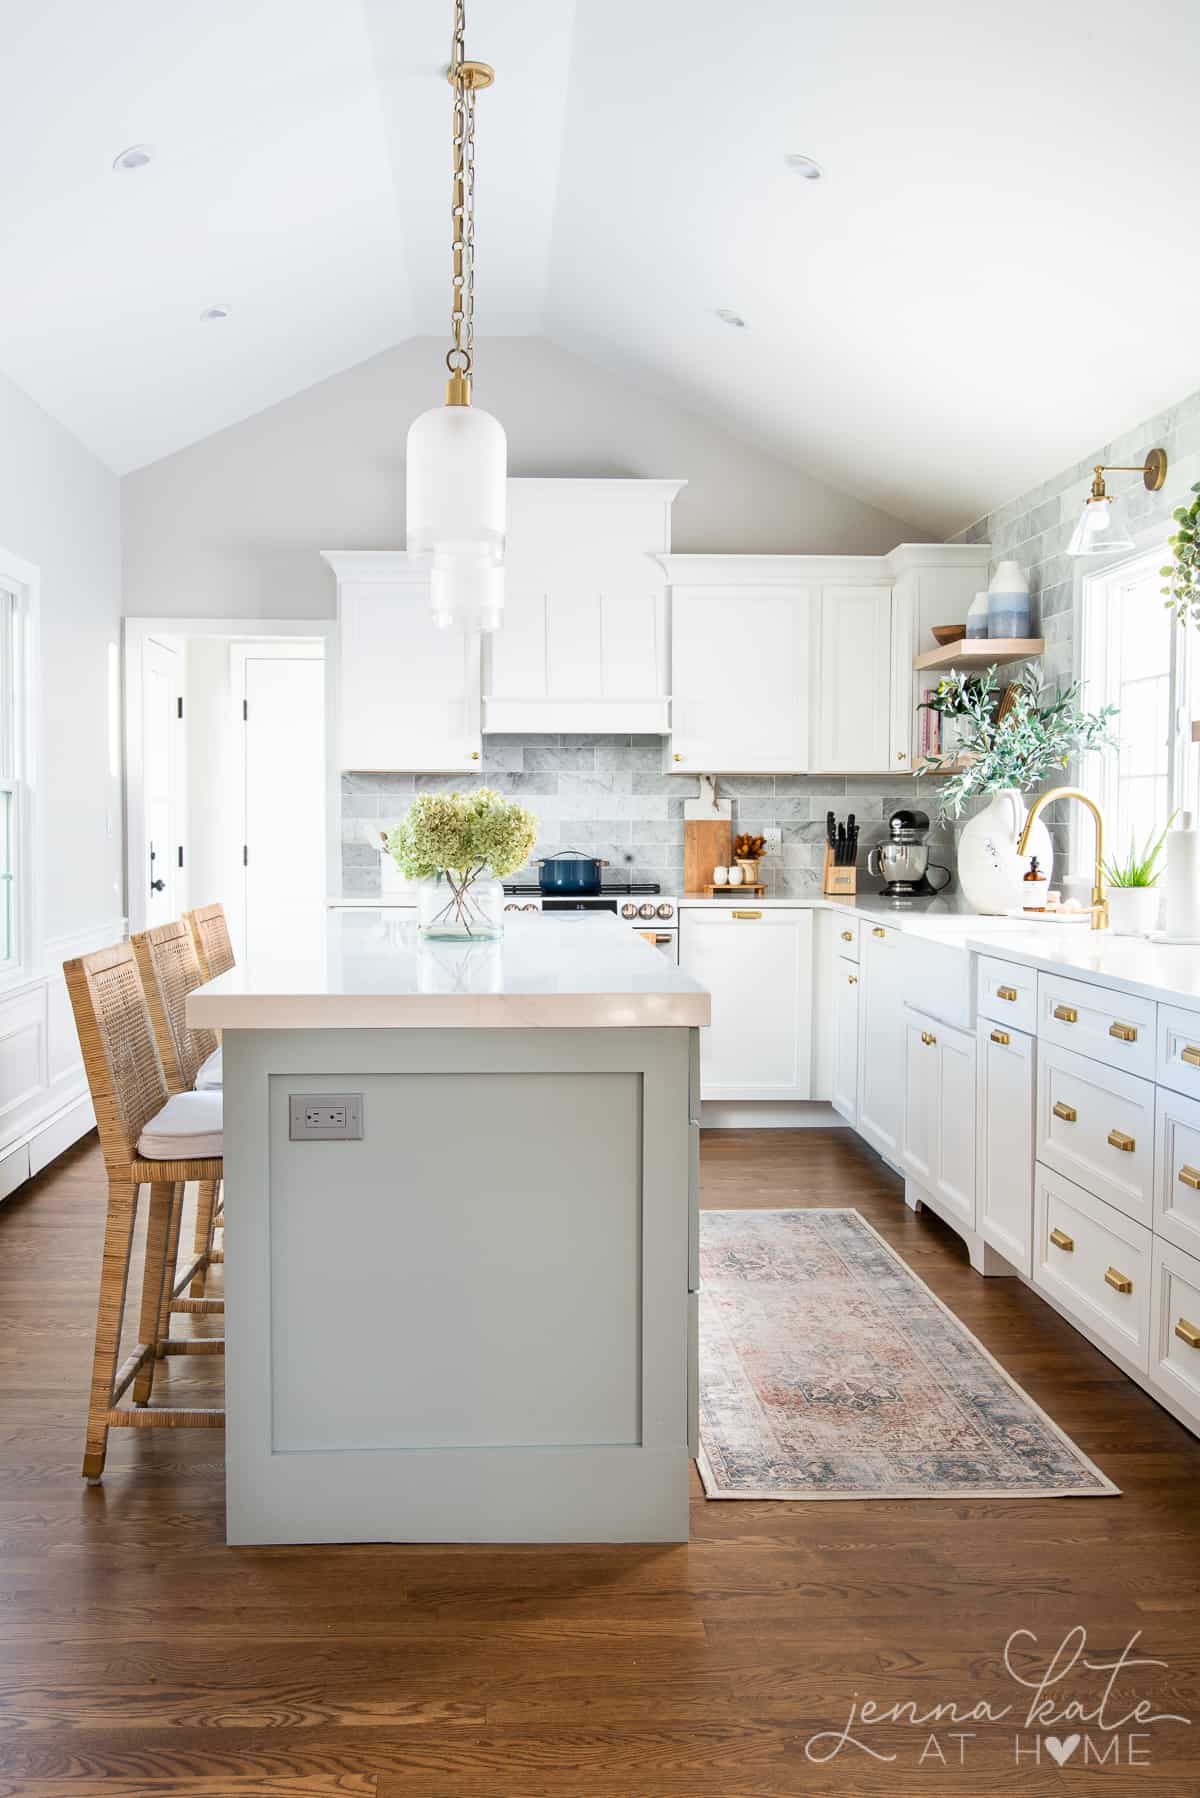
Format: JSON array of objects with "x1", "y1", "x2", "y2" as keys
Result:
[
  {"x1": 0, "y1": 546, "x2": 40, "y2": 986},
  {"x1": 1076, "y1": 536, "x2": 1188, "y2": 875}
]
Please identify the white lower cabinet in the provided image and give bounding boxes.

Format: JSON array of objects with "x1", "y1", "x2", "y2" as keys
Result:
[
  {"x1": 1154, "y1": 1083, "x2": 1200, "y2": 1260},
  {"x1": 1037, "y1": 1040, "x2": 1155, "y2": 1227},
  {"x1": 977, "y1": 1020, "x2": 1035, "y2": 1275},
  {"x1": 679, "y1": 907, "x2": 813, "y2": 1101},
  {"x1": 857, "y1": 925, "x2": 908, "y2": 1163},
  {"x1": 1034, "y1": 1162, "x2": 1152, "y2": 1371},
  {"x1": 901, "y1": 1005, "x2": 976, "y2": 1226},
  {"x1": 1149, "y1": 1237, "x2": 1200, "y2": 1430},
  {"x1": 830, "y1": 956, "x2": 861, "y2": 1126}
]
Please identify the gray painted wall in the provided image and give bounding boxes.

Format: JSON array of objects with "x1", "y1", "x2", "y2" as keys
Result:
[{"x1": 121, "y1": 335, "x2": 921, "y2": 620}]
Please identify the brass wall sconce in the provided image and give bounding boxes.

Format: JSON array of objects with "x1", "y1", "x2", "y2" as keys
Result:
[{"x1": 1067, "y1": 447, "x2": 1168, "y2": 556}]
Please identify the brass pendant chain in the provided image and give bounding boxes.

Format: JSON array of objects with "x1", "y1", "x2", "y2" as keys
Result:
[{"x1": 448, "y1": 0, "x2": 476, "y2": 389}]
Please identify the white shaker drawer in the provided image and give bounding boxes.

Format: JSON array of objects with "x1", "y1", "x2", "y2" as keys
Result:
[
  {"x1": 1149, "y1": 1237, "x2": 1200, "y2": 1431},
  {"x1": 1036, "y1": 972, "x2": 1155, "y2": 1079},
  {"x1": 1154, "y1": 1086, "x2": 1200, "y2": 1260},
  {"x1": 832, "y1": 918, "x2": 860, "y2": 963},
  {"x1": 977, "y1": 955, "x2": 1037, "y2": 1033},
  {"x1": 1037, "y1": 1041, "x2": 1155, "y2": 1227},
  {"x1": 1034, "y1": 1163, "x2": 1151, "y2": 1372},
  {"x1": 1156, "y1": 1003, "x2": 1200, "y2": 1101}
]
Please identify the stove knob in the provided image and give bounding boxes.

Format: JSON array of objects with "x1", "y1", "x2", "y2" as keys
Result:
[
  {"x1": 523, "y1": 903, "x2": 539, "y2": 913},
  {"x1": 504, "y1": 904, "x2": 520, "y2": 913},
  {"x1": 621, "y1": 902, "x2": 638, "y2": 919},
  {"x1": 639, "y1": 902, "x2": 656, "y2": 919},
  {"x1": 657, "y1": 902, "x2": 674, "y2": 919}
]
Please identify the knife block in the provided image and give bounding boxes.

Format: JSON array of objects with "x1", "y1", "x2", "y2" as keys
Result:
[{"x1": 822, "y1": 846, "x2": 857, "y2": 896}]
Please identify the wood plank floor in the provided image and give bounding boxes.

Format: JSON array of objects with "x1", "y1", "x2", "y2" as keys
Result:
[{"x1": 1, "y1": 1128, "x2": 1199, "y2": 1796}]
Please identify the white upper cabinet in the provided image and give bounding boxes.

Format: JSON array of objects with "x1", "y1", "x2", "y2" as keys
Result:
[
  {"x1": 812, "y1": 582, "x2": 893, "y2": 772},
  {"x1": 482, "y1": 480, "x2": 683, "y2": 735},
  {"x1": 669, "y1": 577, "x2": 813, "y2": 773},
  {"x1": 325, "y1": 554, "x2": 481, "y2": 773}
]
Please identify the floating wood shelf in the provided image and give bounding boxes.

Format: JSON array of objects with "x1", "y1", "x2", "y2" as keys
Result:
[
  {"x1": 912, "y1": 637, "x2": 1044, "y2": 672},
  {"x1": 916, "y1": 758, "x2": 972, "y2": 776}
]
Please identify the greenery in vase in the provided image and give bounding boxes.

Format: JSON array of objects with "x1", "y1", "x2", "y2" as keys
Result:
[
  {"x1": 919, "y1": 664, "x2": 1117, "y2": 819},
  {"x1": 1162, "y1": 483, "x2": 1200, "y2": 626},
  {"x1": 387, "y1": 788, "x2": 537, "y2": 881},
  {"x1": 1101, "y1": 813, "x2": 1177, "y2": 888}
]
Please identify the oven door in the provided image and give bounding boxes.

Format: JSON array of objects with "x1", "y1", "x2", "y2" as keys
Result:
[{"x1": 637, "y1": 927, "x2": 679, "y2": 964}]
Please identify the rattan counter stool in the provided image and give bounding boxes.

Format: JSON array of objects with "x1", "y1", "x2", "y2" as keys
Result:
[
  {"x1": 184, "y1": 901, "x2": 236, "y2": 985},
  {"x1": 131, "y1": 919, "x2": 223, "y2": 1298},
  {"x1": 64, "y1": 943, "x2": 225, "y2": 1483}
]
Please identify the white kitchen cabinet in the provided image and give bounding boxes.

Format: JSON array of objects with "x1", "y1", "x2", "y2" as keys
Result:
[
  {"x1": 668, "y1": 582, "x2": 812, "y2": 773},
  {"x1": 902, "y1": 1004, "x2": 977, "y2": 1226},
  {"x1": 326, "y1": 554, "x2": 481, "y2": 773},
  {"x1": 812, "y1": 583, "x2": 894, "y2": 772},
  {"x1": 1033, "y1": 1163, "x2": 1152, "y2": 1373},
  {"x1": 1036, "y1": 1040, "x2": 1155, "y2": 1229},
  {"x1": 679, "y1": 907, "x2": 813, "y2": 1100},
  {"x1": 830, "y1": 956, "x2": 861, "y2": 1125},
  {"x1": 977, "y1": 1019, "x2": 1035, "y2": 1275},
  {"x1": 1149, "y1": 1236, "x2": 1200, "y2": 1432},
  {"x1": 1154, "y1": 1083, "x2": 1200, "y2": 1260},
  {"x1": 483, "y1": 480, "x2": 683, "y2": 735},
  {"x1": 856, "y1": 923, "x2": 909, "y2": 1165}
]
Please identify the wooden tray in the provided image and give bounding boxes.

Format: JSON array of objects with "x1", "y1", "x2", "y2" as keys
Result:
[{"x1": 701, "y1": 884, "x2": 767, "y2": 897}]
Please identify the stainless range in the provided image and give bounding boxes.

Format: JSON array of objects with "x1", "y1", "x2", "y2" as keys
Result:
[{"x1": 501, "y1": 884, "x2": 680, "y2": 961}]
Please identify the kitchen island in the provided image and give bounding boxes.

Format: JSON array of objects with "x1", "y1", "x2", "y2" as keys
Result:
[{"x1": 187, "y1": 910, "x2": 709, "y2": 1545}]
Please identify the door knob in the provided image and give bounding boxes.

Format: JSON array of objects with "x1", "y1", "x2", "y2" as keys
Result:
[{"x1": 150, "y1": 879, "x2": 166, "y2": 893}]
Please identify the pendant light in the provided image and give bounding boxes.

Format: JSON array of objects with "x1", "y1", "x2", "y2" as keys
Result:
[
  {"x1": 1067, "y1": 448, "x2": 1168, "y2": 556},
  {"x1": 406, "y1": 0, "x2": 506, "y2": 633}
]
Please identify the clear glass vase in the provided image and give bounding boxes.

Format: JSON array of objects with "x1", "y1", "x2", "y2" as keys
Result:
[{"x1": 416, "y1": 870, "x2": 505, "y2": 942}]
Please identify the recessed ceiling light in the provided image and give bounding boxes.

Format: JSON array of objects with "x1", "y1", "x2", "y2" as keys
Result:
[
  {"x1": 715, "y1": 308, "x2": 747, "y2": 329},
  {"x1": 199, "y1": 304, "x2": 231, "y2": 324},
  {"x1": 785, "y1": 152, "x2": 823, "y2": 181},
  {"x1": 112, "y1": 144, "x2": 153, "y2": 172}
]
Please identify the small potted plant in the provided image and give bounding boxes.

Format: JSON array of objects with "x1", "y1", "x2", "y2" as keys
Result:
[
  {"x1": 387, "y1": 788, "x2": 537, "y2": 941},
  {"x1": 1102, "y1": 816, "x2": 1176, "y2": 937},
  {"x1": 920, "y1": 665, "x2": 1117, "y2": 914},
  {"x1": 733, "y1": 833, "x2": 767, "y2": 884}
]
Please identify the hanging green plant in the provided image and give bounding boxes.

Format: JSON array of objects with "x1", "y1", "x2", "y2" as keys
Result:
[{"x1": 1162, "y1": 482, "x2": 1200, "y2": 625}]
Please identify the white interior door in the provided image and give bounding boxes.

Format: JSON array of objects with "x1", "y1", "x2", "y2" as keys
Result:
[
  {"x1": 143, "y1": 637, "x2": 181, "y2": 928},
  {"x1": 234, "y1": 642, "x2": 325, "y2": 968}
]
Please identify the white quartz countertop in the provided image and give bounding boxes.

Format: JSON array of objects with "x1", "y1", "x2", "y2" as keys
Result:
[{"x1": 187, "y1": 911, "x2": 710, "y2": 1031}]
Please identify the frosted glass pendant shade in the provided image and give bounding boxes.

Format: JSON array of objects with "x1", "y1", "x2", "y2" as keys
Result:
[
  {"x1": 431, "y1": 550, "x2": 505, "y2": 634},
  {"x1": 1068, "y1": 494, "x2": 1135, "y2": 556},
  {"x1": 406, "y1": 402, "x2": 507, "y2": 561}
]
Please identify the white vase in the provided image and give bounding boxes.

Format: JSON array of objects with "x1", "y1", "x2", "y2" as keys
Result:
[
  {"x1": 987, "y1": 559, "x2": 1032, "y2": 638},
  {"x1": 1106, "y1": 886, "x2": 1161, "y2": 937},
  {"x1": 956, "y1": 789, "x2": 1053, "y2": 916}
]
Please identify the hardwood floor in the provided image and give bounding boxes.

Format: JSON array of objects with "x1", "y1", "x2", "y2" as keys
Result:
[{"x1": 2, "y1": 1128, "x2": 1199, "y2": 1795}]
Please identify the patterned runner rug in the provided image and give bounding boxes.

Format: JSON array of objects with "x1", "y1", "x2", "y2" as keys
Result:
[{"x1": 697, "y1": 1208, "x2": 1118, "y2": 1500}]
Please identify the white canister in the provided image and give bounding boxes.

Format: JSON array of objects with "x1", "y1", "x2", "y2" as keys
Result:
[
  {"x1": 727, "y1": 866, "x2": 744, "y2": 886},
  {"x1": 987, "y1": 559, "x2": 1031, "y2": 639},
  {"x1": 965, "y1": 591, "x2": 990, "y2": 640},
  {"x1": 712, "y1": 865, "x2": 728, "y2": 887}
]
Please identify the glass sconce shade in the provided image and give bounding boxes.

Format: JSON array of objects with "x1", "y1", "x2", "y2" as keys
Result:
[
  {"x1": 406, "y1": 402, "x2": 507, "y2": 561},
  {"x1": 1068, "y1": 494, "x2": 1135, "y2": 556}
]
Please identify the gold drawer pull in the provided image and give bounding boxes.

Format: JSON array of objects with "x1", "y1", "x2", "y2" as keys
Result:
[
  {"x1": 990, "y1": 1029, "x2": 1010, "y2": 1046},
  {"x1": 1183, "y1": 1046, "x2": 1200, "y2": 1069},
  {"x1": 996, "y1": 985, "x2": 1018, "y2": 1002},
  {"x1": 1053, "y1": 1004, "x2": 1078, "y2": 1023},
  {"x1": 847, "y1": 973, "x2": 858, "y2": 985},
  {"x1": 732, "y1": 910, "x2": 762, "y2": 920},
  {"x1": 1107, "y1": 1129, "x2": 1136, "y2": 1153},
  {"x1": 1178, "y1": 1164, "x2": 1200, "y2": 1191},
  {"x1": 1104, "y1": 1266, "x2": 1133, "y2": 1294},
  {"x1": 1109, "y1": 1022, "x2": 1138, "y2": 1043},
  {"x1": 841, "y1": 930, "x2": 854, "y2": 942},
  {"x1": 1050, "y1": 1228, "x2": 1074, "y2": 1252},
  {"x1": 1053, "y1": 1101, "x2": 1077, "y2": 1123},
  {"x1": 920, "y1": 1030, "x2": 937, "y2": 1046},
  {"x1": 872, "y1": 926, "x2": 886, "y2": 938},
  {"x1": 1175, "y1": 1318, "x2": 1200, "y2": 1349}
]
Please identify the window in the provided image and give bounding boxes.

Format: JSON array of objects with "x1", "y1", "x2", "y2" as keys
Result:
[{"x1": 1080, "y1": 547, "x2": 1197, "y2": 866}]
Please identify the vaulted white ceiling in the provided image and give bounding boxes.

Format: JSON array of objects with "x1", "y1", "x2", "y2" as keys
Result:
[{"x1": 2, "y1": 0, "x2": 1198, "y2": 533}]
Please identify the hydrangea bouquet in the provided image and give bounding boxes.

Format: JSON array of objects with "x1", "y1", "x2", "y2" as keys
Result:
[{"x1": 387, "y1": 788, "x2": 537, "y2": 940}]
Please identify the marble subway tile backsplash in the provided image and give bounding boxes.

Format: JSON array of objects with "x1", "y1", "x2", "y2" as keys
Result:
[{"x1": 341, "y1": 737, "x2": 955, "y2": 897}]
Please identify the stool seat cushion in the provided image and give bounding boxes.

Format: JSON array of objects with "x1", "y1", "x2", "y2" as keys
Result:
[
  {"x1": 194, "y1": 1047, "x2": 223, "y2": 1091},
  {"x1": 137, "y1": 1090, "x2": 223, "y2": 1160}
]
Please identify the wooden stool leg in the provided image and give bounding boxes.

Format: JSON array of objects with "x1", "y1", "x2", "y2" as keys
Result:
[
  {"x1": 132, "y1": 1184, "x2": 177, "y2": 1405},
  {"x1": 191, "y1": 1180, "x2": 218, "y2": 1297},
  {"x1": 154, "y1": 1183, "x2": 185, "y2": 1358},
  {"x1": 82, "y1": 1182, "x2": 140, "y2": 1482}
]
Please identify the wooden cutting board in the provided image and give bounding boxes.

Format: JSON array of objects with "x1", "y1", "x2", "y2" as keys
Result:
[{"x1": 684, "y1": 818, "x2": 733, "y2": 895}]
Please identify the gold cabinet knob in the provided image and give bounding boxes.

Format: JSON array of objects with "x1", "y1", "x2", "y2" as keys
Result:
[
  {"x1": 990, "y1": 1029, "x2": 1010, "y2": 1046},
  {"x1": 872, "y1": 926, "x2": 886, "y2": 938},
  {"x1": 1053, "y1": 1004, "x2": 1078, "y2": 1023},
  {"x1": 1175, "y1": 1317, "x2": 1200, "y2": 1349},
  {"x1": 1107, "y1": 1128, "x2": 1136, "y2": 1153},
  {"x1": 1178, "y1": 1164, "x2": 1200, "y2": 1191},
  {"x1": 997, "y1": 985, "x2": 1018, "y2": 1002},
  {"x1": 1050, "y1": 1227, "x2": 1074, "y2": 1252},
  {"x1": 469, "y1": 750, "x2": 480, "y2": 761},
  {"x1": 1109, "y1": 1022, "x2": 1138, "y2": 1043},
  {"x1": 1104, "y1": 1266, "x2": 1134, "y2": 1294},
  {"x1": 673, "y1": 753, "x2": 683, "y2": 763},
  {"x1": 1053, "y1": 1101, "x2": 1077, "y2": 1123},
  {"x1": 848, "y1": 973, "x2": 858, "y2": 985},
  {"x1": 841, "y1": 930, "x2": 854, "y2": 941},
  {"x1": 896, "y1": 751, "x2": 906, "y2": 762}
]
